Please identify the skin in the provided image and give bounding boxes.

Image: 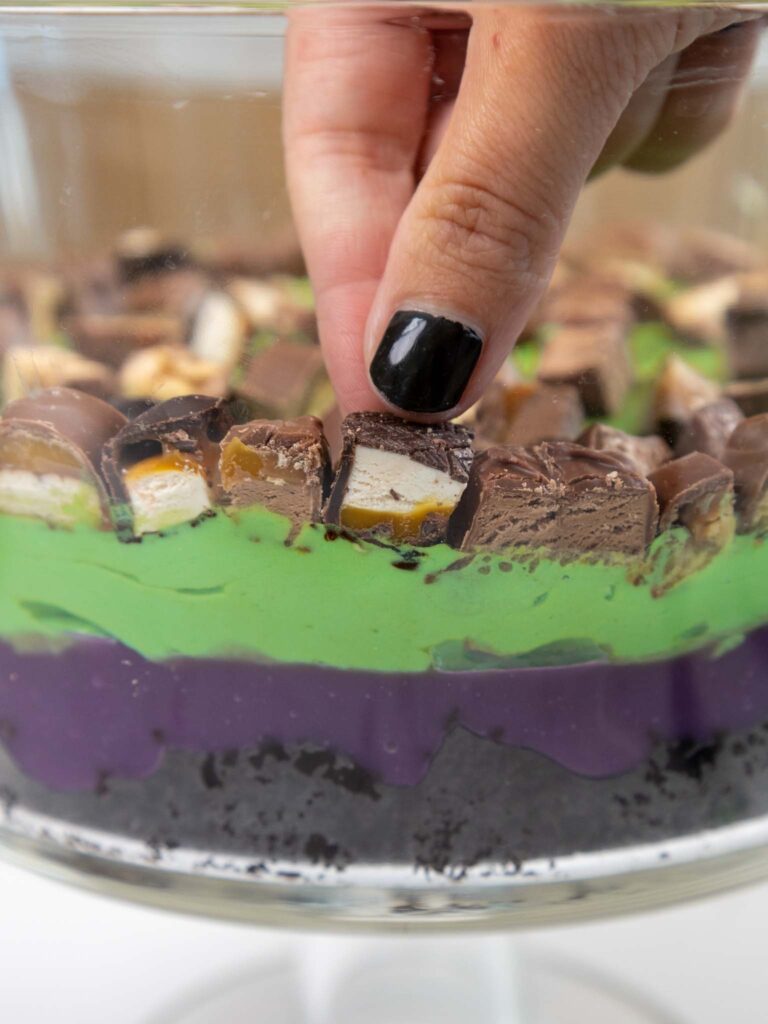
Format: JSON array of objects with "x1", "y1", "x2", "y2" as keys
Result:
[{"x1": 283, "y1": 5, "x2": 763, "y2": 421}]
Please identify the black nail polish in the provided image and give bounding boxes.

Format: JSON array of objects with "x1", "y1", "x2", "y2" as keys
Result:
[{"x1": 369, "y1": 310, "x2": 483, "y2": 414}]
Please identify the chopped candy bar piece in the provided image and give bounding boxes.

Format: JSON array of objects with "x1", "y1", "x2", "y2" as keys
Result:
[
  {"x1": 2, "y1": 345, "x2": 115, "y2": 406},
  {"x1": 578, "y1": 423, "x2": 671, "y2": 476},
  {"x1": 69, "y1": 313, "x2": 183, "y2": 368},
  {"x1": 653, "y1": 355, "x2": 720, "y2": 444},
  {"x1": 187, "y1": 291, "x2": 247, "y2": 370},
  {"x1": 675, "y1": 399, "x2": 744, "y2": 461},
  {"x1": 649, "y1": 453, "x2": 734, "y2": 547},
  {"x1": 326, "y1": 412, "x2": 473, "y2": 546},
  {"x1": 537, "y1": 321, "x2": 632, "y2": 416},
  {"x1": 724, "y1": 378, "x2": 768, "y2": 418},
  {"x1": 475, "y1": 381, "x2": 583, "y2": 448},
  {"x1": 726, "y1": 289, "x2": 768, "y2": 380},
  {"x1": 234, "y1": 340, "x2": 326, "y2": 419},
  {"x1": 119, "y1": 344, "x2": 227, "y2": 401},
  {"x1": 723, "y1": 414, "x2": 768, "y2": 534}
]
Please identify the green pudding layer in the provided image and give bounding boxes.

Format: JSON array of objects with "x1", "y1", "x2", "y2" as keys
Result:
[{"x1": 0, "y1": 508, "x2": 765, "y2": 671}]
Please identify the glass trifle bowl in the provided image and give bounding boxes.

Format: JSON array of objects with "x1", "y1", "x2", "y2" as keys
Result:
[{"x1": 2, "y1": 0, "x2": 768, "y2": 969}]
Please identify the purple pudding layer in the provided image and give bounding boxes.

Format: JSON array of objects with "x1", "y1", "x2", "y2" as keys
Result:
[{"x1": 1, "y1": 628, "x2": 767, "y2": 793}]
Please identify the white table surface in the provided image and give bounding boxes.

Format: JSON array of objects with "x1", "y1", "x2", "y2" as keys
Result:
[{"x1": 0, "y1": 855, "x2": 766, "y2": 1024}]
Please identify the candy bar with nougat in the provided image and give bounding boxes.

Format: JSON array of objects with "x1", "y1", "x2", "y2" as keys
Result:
[
  {"x1": 537, "y1": 321, "x2": 631, "y2": 416},
  {"x1": 218, "y1": 416, "x2": 330, "y2": 526},
  {"x1": 723, "y1": 414, "x2": 768, "y2": 534},
  {"x1": 652, "y1": 355, "x2": 720, "y2": 444},
  {"x1": 474, "y1": 381, "x2": 583, "y2": 448},
  {"x1": 103, "y1": 395, "x2": 234, "y2": 537},
  {"x1": 325, "y1": 413, "x2": 473, "y2": 546},
  {"x1": 449, "y1": 442, "x2": 657, "y2": 556},
  {"x1": 577, "y1": 423, "x2": 671, "y2": 477},
  {"x1": 0, "y1": 387, "x2": 126, "y2": 528}
]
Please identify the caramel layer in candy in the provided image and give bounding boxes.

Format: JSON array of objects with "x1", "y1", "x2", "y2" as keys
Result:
[
  {"x1": 0, "y1": 387, "x2": 126, "y2": 528},
  {"x1": 325, "y1": 413, "x2": 473, "y2": 546},
  {"x1": 475, "y1": 382, "x2": 583, "y2": 448},
  {"x1": 234, "y1": 340, "x2": 326, "y2": 419},
  {"x1": 578, "y1": 424, "x2": 671, "y2": 477},
  {"x1": 69, "y1": 313, "x2": 183, "y2": 368},
  {"x1": 724, "y1": 378, "x2": 768, "y2": 418},
  {"x1": 2, "y1": 345, "x2": 115, "y2": 406},
  {"x1": 450, "y1": 442, "x2": 657, "y2": 556},
  {"x1": 723, "y1": 414, "x2": 768, "y2": 534},
  {"x1": 675, "y1": 399, "x2": 744, "y2": 462},
  {"x1": 648, "y1": 453, "x2": 734, "y2": 547},
  {"x1": 219, "y1": 416, "x2": 330, "y2": 525},
  {"x1": 537, "y1": 321, "x2": 631, "y2": 416},
  {"x1": 103, "y1": 394, "x2": 234, "y2": 536},
  {"x1": 653, "y1": 355, "x2": 720, "y2": 444}
]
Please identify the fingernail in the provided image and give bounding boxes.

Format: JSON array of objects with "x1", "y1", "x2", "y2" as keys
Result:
[{"x1": 369, "y1": 310, "x2": 483, "y2": 414}]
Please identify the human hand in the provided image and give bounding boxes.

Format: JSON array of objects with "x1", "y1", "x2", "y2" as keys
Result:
[{"x1": 283, "y1": 6, "x2": 761, "y2": 419}]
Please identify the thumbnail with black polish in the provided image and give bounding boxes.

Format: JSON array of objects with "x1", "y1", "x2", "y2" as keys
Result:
[{"x1": 369, "y1": 310, "x2": 483, "y2": 414}]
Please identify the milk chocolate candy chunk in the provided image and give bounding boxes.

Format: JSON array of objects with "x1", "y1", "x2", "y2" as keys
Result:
[
  {"x1": 675, "y1": 399, "x2": 744, "y2": 461},
  {"x1": 326, "y1": 412, "x2": 473, "y2": 546},
  {"x1": 103, "y1": 394, "x2": 234, "y2": 537},
  {"x1": 69, "y1": 313, "x2": 183, "y2": 368},
  {"x1": 725, "y1": 290, "x2": 768, "y2": 380},
  {"x1": 0, "y1": 387, "x2": 126, "y2": 529},
  {"x1": 663, "y1": 277, "x2": 740, "y2": 347},
  {"x1": 724, "y1": 378, "x2": 768, "y2": 418},
  {"x1": 451, "y1": 442, "x2": 657, "y2": 556},
  {"x1": 234, "y1": 340, "x2": 327, "y2": 420},
  {"x1": 219, "y1": 417, "x2": 330, "y2": 526},
  {"x1": 537, "y1": 278, "x2": 635, "y2": 329},
  {"x1": 648, "y1": 453, "x2": 735, "y2": 551},
  {"x1": 653, "y1": 355, "x2": 720, "y2": 444},
  {"x1": 475, "y1": 381, "x2": 583, "y2": 448},
  {"x1": 723, "y1": 414, "x2": 768, "y2": 534},
  {"x1": 537, "y1": 321, "x2": 631, "y2": 416},
  {"x1": 578, "y1": 424, "x2": 671, "y2": 477}
]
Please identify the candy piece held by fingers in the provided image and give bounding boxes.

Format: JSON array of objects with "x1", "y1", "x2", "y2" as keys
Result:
[
  {"x1": 325, "y1": 413, "x2": 473, "y2": 546},
  {"x1": 675, "y1": 399, "x2": 744, "y2": 461},
  {"x1": 119, "y1": 344, "x2": 227, "y2": 401},
  {"x1": 68, "y1": 313, "x2": 183, "y2": 368},
  {"x1": 0, "y1": 387, "x2": 126, "y2": 528},
  {"x1": 577, "y1": 423, "x2": 671, "y2": 477},
  {"x1": 219, "y1": 417, "x2": 330, "y2": 526},
  {"x1": 653, "y1": 355, "x2": 721, "y2": 444},
  {"x1": 234, "y1": 340, "x2": 327, "y2": 419},
  {"x1": 2, "y1": 345, "x2": 116, "y2": 406},
  {"x1": 537, "y1": 321, "x2": 631, "y2": 416},
  {"x1": 723, "y1": 414, "x2": 768, "y2": 534},
  {"x1": 450, "y1": 442, "x2": 657, "y2": 556},
  {"x1": 475, "y1": 381, "x2": 583, "y2": 448},
  {"x1": 103, "y1": 394, "x2": 234, "y2": 537}
]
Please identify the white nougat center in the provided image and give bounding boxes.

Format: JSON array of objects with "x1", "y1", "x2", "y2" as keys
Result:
[
  {"x1": 127, "y1": 470, "x2": 211, "y2": 535},
  {"x1": 0, "y1": 469, "x2": 101, "y2": 527},
  {"x1": 343, "y1": 447, "x2": 464, "y2": 513}
]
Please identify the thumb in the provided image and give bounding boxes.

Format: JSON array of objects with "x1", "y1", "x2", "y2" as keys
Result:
[{"x1": 362, "y1": 8, "x2": 709, "y2": 418}]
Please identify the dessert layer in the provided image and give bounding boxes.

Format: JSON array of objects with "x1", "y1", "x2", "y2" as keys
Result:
[
  {"x1": 2, "y1": 625, "x2": 768, "y2": 792},
  {"x1": 0, "y1": 507, "x2": 765, "y2": 671}
]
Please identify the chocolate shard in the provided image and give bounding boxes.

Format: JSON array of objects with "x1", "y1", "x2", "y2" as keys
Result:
[
  {"x1": 474, "y1": 381, "x2": 583, "y2": 448},
  {"x1": 68, "y1": 313, "x2": 183, "y2": 368},
  {"x1": 449, "y1": 441, "x2": 657, "y2": 556},
  {"x1": 674, "y1": 399, "x2": 744, "y2": 462},
  {"x1": 218, "y1": 417, "x2": 330, "y2": 526},
  {"x1": 648, "y1": 453, "x2": 734, "y2": 549},
  {"x1": 724, "y1": 378, "x2": 768, "y2": 418},
  {"x1": 103, "y1": 394, "x2": 234, "y2": 537},
  {"x1": 725, "y1": 286, "x2": 768, "y2": 380},
  {"x1": 233, "y1": 339, "x2": 327, "y2": 419},
  {"x1": 662, "y1": 276, "x2": 740, "y2": 347},
  {"x1": 577, "y1": 423, "x2": 671, "y2": 477},
  {"x1": 119, "y1": 344, "x2": 227, "y2": 402},
  {"x1": 723, "y1": 414, "x2": 768, "y2": 534},
  {"x1": 325, "y1": 412, "x2": 473, "y2": 546},
  {"x1": 537, "y1": 321, "x2": 631, "y2": 416},
  {"x1": 0, "y1": 387, "x2": 126, "y2": 528},
  {"x1": 653, "y1": 355, "x2": 721, "y2": 444},
  {"x1": 2, "y1": 345, "x2": 116, "y2": 407}
]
